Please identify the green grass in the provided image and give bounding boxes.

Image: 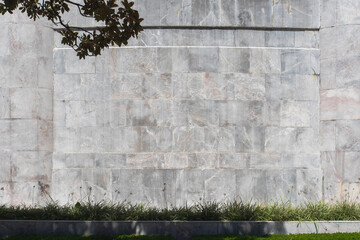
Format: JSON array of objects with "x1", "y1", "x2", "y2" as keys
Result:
[
  {"x1": 192, "y1": 233, "x2": 360, "y2": 239},
  {"x1": 2, "y1": 201, "x2": 360, "y2": 221},
  {"x1": 1, "y1": 235, "x2": 174, "y2": 240}
]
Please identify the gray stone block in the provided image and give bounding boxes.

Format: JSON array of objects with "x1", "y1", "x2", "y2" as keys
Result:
[
  {"x1": 0, "y1": 151, "x2": 10, "y2": 182},
  {"x1": 336, "y1": 120, "x2": 360, "y2": 151},
  {"x1": 320, "y1": 121, "x2": 336, "y2": 151},
  {"x1": 0, "y1": 88, "x2": 10, "y2": 119},
  {"x1": 11, "y1": 120, "x2": 37, "y2": 151}
]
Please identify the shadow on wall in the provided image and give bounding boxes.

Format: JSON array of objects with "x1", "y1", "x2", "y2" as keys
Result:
[{"x1": 0, "y1": 220, "x2": 289, "y2": 240}]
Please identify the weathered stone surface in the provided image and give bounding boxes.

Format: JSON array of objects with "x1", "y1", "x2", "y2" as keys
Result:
[
  {"x1": 321, "y1": 88, "x2": 360, "y2": 120},
  {"x1": 7, "y1": 0, "x2": 360, "y2": 206},
  {"x1": 336, "y1": 120, "x2": 360, "y2": 151}
]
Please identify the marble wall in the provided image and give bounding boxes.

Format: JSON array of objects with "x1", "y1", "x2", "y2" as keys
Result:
[
  {"x1": 0, "y1": 0, "x2": 359, "y2": 206},
  {"x1": 320, "y1": 0, "x2": 360, "y2": 202},
  {"x1": 0, "y1": 14, "x2": 53, "y2": 205}
]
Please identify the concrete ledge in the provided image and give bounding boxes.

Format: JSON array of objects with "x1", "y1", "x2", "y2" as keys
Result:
[{"x1": 1, "y1": 221, "x2": 360, "y2": 240}]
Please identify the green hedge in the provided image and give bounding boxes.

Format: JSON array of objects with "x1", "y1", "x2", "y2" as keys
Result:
[{"x1": 2, "y1": 201, "x2": 360, "y2": 221}]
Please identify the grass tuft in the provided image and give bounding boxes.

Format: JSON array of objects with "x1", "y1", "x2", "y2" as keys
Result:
[{"x1": 2, "y1": 200, "x2": 360, "y2": 221}]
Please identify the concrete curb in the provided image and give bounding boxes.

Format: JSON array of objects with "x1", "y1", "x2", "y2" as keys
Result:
[{"x1": 1, "y1": 221, "x2": 360, "y2": 240}]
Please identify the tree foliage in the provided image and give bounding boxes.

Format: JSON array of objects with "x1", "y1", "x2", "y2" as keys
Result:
[{"x1": 0, "y1": 0, "x2": 143, "y2": 59}]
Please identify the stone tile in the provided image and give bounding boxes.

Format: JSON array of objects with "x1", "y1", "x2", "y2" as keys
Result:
[
  {"x1": 80, "y1": 74, "x2": 111, "y2": 101},
  {"x1": 234, "y1": 30, "x2": 265, "y2": 47},
  {"x1": 52, "y1": 169, "x2": 82, "y2": 205},
  {"x1": 321, "y1": 88, "x2": 360, "y2": 120},
  {"x1": 280, "y1": 101, "x2": 312, "y2": 127},
  {"x1": 38, "y1": 120, "x2": 53, "y2": 152},
  {"x1": 115, "y1": 48, "x2": 158, "y2": 73},
  {"x1": 249, "y1": 153, "x2": 281, "y2": 169},
  {"x1": 235, "y1": 126, "x2": 265, "y2": 153},
  {"x1": 281, "y1": 50, "x2": 320, "y2": 75},
  {"x1": 218, "y1": 127, "x2": 236, "y2": 152},
  {"x1": 265, "y1": 31, "x2": 295, "y2": 47},
  {"x1": 229, "y1": 74, "x2": 266, "y2": 101},
  {"x1": 188, "y1": 153, "x2": 218, "y2": 170},
  {"x1": 0, "y1": 120, "x2": 11, "y2": 150},
  {"x1": 0, "y1": 151, "x2": 10, "y2": 182},
  {"x1": 320, "y1": 121, "x2": 336, "y2": 151},
  {"x1": 37, "y1": 57, "x2": 53, "y2": 89},
  {"x1": 10, "y1": 88, "x2": 37, "y2": 119},
  {"x1": 281, "y1": 74, "x2": 319, "y2": 101},
  {"x1": 188, "y1": 47, "x2": 219, "y2": 72},
  {"x1": 126, "y1": 153, "x2": 164, "y2": 169},
  {"x1": 265, "y1": 169, "x2": 297, "y2": 203},
  {"x1": 251, "y1": 49, "x2": 281, "y2": 74},
  {"x1": 343, "y1": 152, "x2": 360, "y2": 182},
  {"x1": 236, "y1": 169, "x2": 267, "y2": 202},
  {"x1": 94, "y1": 153, "x2": 126, "y2": 169},
  {"x1": 112, "y1": 169, "x2": 175, "y2": 208},
  {"x1": 321, "y1": 0, "x2": 336, "y2": 27},
  {"x1": 265, "y1": 127, "x2": 296, "y2": 153},
  {"x1": 282, "y1": 153, "x2": 321, "y2": 169},
  {"x1": 296, "y1": 169, "x2": 322, "y2": 203},
  {"x1": 110, "y1": 101, "x2": 127, "y2": 127},
  {"x1": 173, "y1": 127, "x2": 218, "y2": 152},
  {"x1": 0, "y1": 183, "x2": 11, "y2": 205},
  {"x1": 342, "y1": 183, "x2": 360, "y2": 202},
  {"x1": 320, "y1": 58, "x2": 337, "y2": 90},
  {"x1": 65, "y1": 101, "x2": 97, "y2": 128},
  {"x1": 54, "y1": 49, "x2": 96, "y2": 74},
  {"x1": 174, "y1": 169, "x2": 205, "y2": 206},
  {"x1": 53, "y1": 127, "x2": 79, "y2": 152},
  {"x1": 10, "y1": 181, "x2": 49, "y2": 206},
  {"x1": 53, "y1": 153, "x2": 95, "y2": 169},
  {"x1": 156, "y1": 48, "x2": 173, "y2": 72},
  {"x1": 295, "y1": 31, "x2": 319, "y2": 49},
  {"x1": 336, "y1": 120, "x2": 360, "y2": 151},
  {"x1": 336, "y1": 0, "x2": 360, "y2": 25},
  {"x1": 171, "y1": 48, "x2": 190, "y2": 73},
  {"x1": 11, "y1": 151, "x2": 51, "y2": 182},
  {"x1": 294, "y1": 128, "x2": 319, "y2": 153},
  {"x1": 191, "y1": 0, "x2": 220, "y2": 26},
  {"x1": 81, "y1": 169, "x2": 112, "y2": 202},
  {"x1": 218, "y1": 153, "x2": 248, "y2": 169},
  {"x1": 0, "y1": 88, "x2": 10, "y2": 119},
  {"x1": 186, "y1": 100, "x2": 219, "y2": 127},
  {"x1": 219, "y1": 48, "x2": 250, "y2": 73},
  {"x1": 78, "y1": 127, "x2": 112, "y2": 153},
  {"x1": 204, "y1": 169, "x2": 236, "y2": 201},
  {"x1": 320, "y1": 28, "x2": 337, "y2": 60},
  {"x1": 112, "y1": 127, "x2": 141, "y2": 153},
  {"x1": 126, "y1": 100, "x2": 157, "y2": 127},
  {"x1": 163, "y1": 153, "x2": 188, "y2": 169},
  {"x1": 53, "y1": 100, "x2": 66, "y2": 127},
  {"x1": 37, "y1": 89, "x2": 52, "y2": 120},
  {"x1": 11, "y1": 120, "x2": 37, "y2": 151},
  {"x1": 336, "y1": 56, "x2": 360, "y2": 89}
]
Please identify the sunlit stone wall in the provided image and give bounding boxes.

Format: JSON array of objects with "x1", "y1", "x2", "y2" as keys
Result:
[
  {"x1": 1, "y1": 0, "x2": 358, "y2": 206},
  {"x1": 320, "y1": 0, "x2": 360, "y2": 202},
  {"x1": 0, "y1": 13, "x2": 53, "y2": 205},
  {"x1": 52, "y1": 0, "x2": 322, "y2": 207}
]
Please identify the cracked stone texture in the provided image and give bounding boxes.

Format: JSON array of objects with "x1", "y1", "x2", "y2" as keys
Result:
[
  {"x1": 320, "y1": 0, "x2": 360, "y2": 202},
  {"x1": 0, "y1": 12, "x2": 53, "y2": 206},
  {"x1": 56, "y1": 0, "x2": 320, "y2": 29},
  {"x1": 52, "y1": 20, "x2": 321, "y2": 205},
  {"x1": 2, "y1": 0, "x2": 360, "y2": 206}
]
